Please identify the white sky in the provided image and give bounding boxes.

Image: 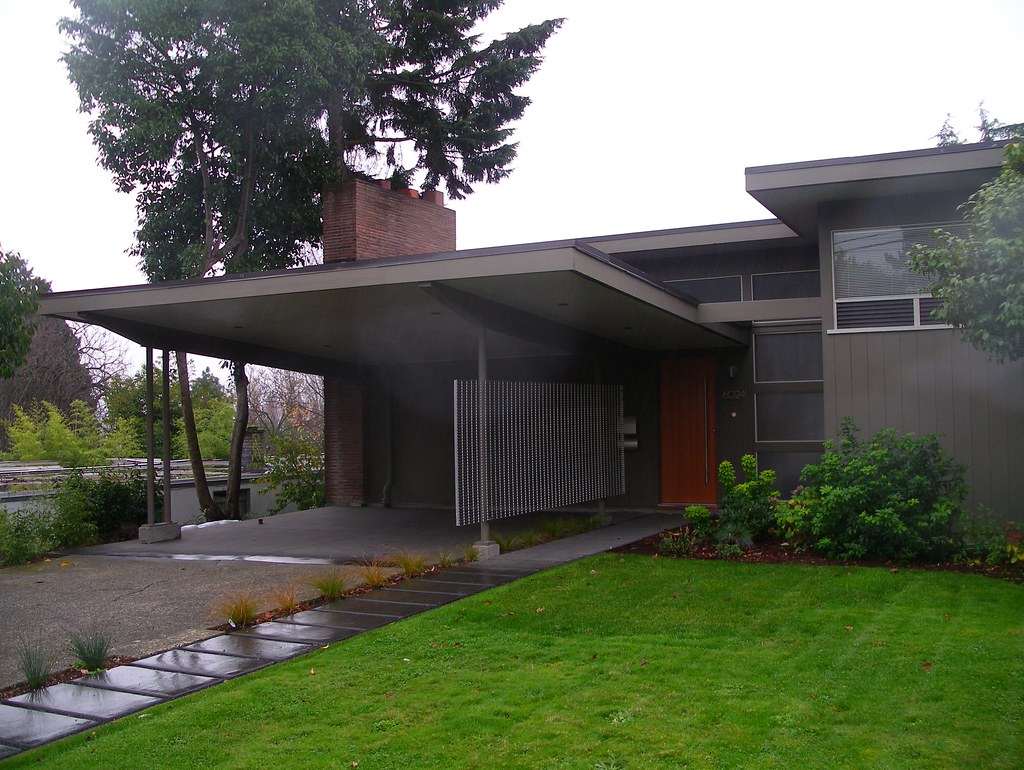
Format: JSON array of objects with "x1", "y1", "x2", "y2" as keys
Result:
[{"x1": 1, "y1": 0, "x2": 1022, "y2": 291}]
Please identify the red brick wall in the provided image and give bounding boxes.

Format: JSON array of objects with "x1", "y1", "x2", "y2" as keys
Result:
[
  {"x1": 321, "y1": 179, "x2": 456, "y2": 505},
  {"x1": 323, "y1": 179, "x2": 456, "y2": 263},
  {"x1": 324, "y1": 376, "x2": 365, "y2": 505}
]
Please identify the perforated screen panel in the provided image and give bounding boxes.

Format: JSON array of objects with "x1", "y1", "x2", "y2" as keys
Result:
[{"x1": 454, "y1": 381, "x2": 625, "y2": 526}]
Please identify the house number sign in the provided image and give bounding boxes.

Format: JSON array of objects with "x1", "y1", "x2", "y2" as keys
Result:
[{"x1": 721, "y1": 389, "x2": 746, "y2": 400}]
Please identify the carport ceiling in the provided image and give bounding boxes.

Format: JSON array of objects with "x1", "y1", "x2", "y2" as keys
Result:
[{"x1": 40, "y1": 244, "x2": 746, "y2": 375}]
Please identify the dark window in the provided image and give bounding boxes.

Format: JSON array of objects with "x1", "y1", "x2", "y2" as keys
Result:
[
  {"x1": 665, "y1": 276, "x2": 742, "y2": 303},
  {"x1": 754, "y1": 332, "x2": 823, "y2": 382},
  {"x1": 756, "y1": 393, "x2": 824, "y2": 441},
  {"x1": 752, "y1": 271, "x2": 820, "y2": 300}
]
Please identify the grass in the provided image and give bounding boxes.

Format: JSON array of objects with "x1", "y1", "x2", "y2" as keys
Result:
[
  {"x1": 308, "y1": 568, "x2": 348, "y2": 601},
  {"x1": 389, "y1": 551, "x2": 428, "y2": 577},
  {"x1": 269, "y1": 583, "x2": 303, "y2": 615},
  {"x1": 356, "y1": 560, "x2": 392, "y2": 588},
  {"x1": 212, "y1": 591, "x2": 259, "y2": 628},
  {"x1": 9, "y1": 556, "x2": 1024, "y2": 768},
  {"x1": 435, "y1": 551, "x2": 457, "y2": 569},
  {"x1": 67, "y1": 626, "x2": 113, "y2": 672},
  {"x1": 16, "y1": 640, "x2": 56, "y2": 690}
]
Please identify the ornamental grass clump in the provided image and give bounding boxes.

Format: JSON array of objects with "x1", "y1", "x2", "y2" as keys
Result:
[
  {"x1": 390, "y1": 551, "x2": 427, "y2": 577},
  {"x1": 17, "y1": 640, "x2": 57, "y2": 690},
  {"x1": 308, "y1": 568, "x2": 348, "y2": 601},
  {"x1": 215, "y1": 591, "x2": 260, "y2": 628},
  {"x1": 357, "y1": 560, "x2": 392, "y2": 588},
  {"x1": 68, "y1": 626, "x2": 113, "y2": 672},
  {"x1": 778, "y1": 418, "x2": 968, "y2": 561}
]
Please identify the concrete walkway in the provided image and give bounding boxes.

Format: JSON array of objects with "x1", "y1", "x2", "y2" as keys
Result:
[{"x1": 0, "y1": 512, "x2": 680, "y2": 758}]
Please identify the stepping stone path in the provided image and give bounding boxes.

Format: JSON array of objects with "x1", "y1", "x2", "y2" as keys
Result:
[
  {"x1": 0, "y1": 561, "x2": 537, "y2": 757},
  {"x1": 0, "y1": 514, "x2": 679, "y2": 757}
]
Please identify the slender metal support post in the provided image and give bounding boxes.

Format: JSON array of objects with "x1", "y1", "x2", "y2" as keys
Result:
[
  {"x1": 477, "y1": 326, "x2": 490, "y2": 545},
  {"x1": 161, "y1": 350, "x2": 172, "y2": 524},
  {"x1": 145, "y1": 348, "x2": 155, "y2": 527}
]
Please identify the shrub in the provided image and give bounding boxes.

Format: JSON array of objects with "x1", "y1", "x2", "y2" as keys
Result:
[
  {"x1": 781, "y1": 419, "x2": 968, "y2": 561},
  {"x1": 684, "y1": 505, "x2": 717, "y2": 540},
  {"x1": 68, "y1": 626, "x2": 113, "y2": 671},
  {"x1": 0, "y1": 506, "x2": 52, "y2": 565},
  {"x1": 50, "y1": 468, "x2": 152, "y2": 545},
  {"x1": 718, "y1": 455, "x2": 779, "y2": 540},
  {"x1": 657, "y1": 529, "x2": 697, "y2": 557},
  {"x1": 308, "y1": 568, "x2": 348, "y2": 601},
  {"x1": 716, "y1": 542, "x2": 744, "y2": 559},
  {"x1": 256, "y1": 430, "x2": 326, "y2": 515},
  {"x1": 462, "y1": 544, "x2": 479, "y2": 563}
]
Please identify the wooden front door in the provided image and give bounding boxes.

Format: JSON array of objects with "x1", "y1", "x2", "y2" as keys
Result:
[{"x1": 660, "y1": 358, "x2": 717, "y2": 505}]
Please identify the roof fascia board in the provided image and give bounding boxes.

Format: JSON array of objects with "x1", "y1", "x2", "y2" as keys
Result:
[
  {"x1": 584, "y1": 220, "x2": 798, "y2": 254},
  {"x1": 745, "y1": 142, "x2": 1007, "y2": 194},
  {"x1": 697, "y1": 297, "x2": 822, "y2": 324},
  {"x1": 39, "y1": 246, "x2": 582, "y2": 318}
]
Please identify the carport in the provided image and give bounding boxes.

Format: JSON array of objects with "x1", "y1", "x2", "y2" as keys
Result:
[{"x1": 38, "y1": 239, "x2": 746, "y2": 545}]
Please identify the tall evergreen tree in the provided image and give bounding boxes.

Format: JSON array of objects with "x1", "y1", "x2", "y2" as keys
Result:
[{"x1": 62, "y1": 0, "x2": 561, "y2": 518}]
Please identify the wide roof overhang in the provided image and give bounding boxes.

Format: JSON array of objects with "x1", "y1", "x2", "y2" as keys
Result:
[
  {"x1": 40, "y1": 242, "x2": 748, "y2": 376},
  {"x1": 745, "y1": 140, "x2": 1007, "y2": 236}
]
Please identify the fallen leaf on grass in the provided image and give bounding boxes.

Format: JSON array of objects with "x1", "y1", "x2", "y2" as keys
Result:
[
  {"x1": 536, "y1": 607, "x2": 545, "y2": 613},
  {"x1": 673, "y1": 593, "x2": 680, "y2": 600},
  {"x1": 921, "y1": 662, "x2": 933, "y2": 670},
  {"x1": 890, "y1": 568, "x2": 900, "y2": 574},
  {"x1": 810, "y1": 693, "x2": 817, "y2": 700},
  {"x1": 844, "y1": 626, "x2": 854, "y2": 632},
  {"x1": 640, "y1": 659, "x2": 648, "y2": 666},
  {"x1": 351, "y1": 762, "x2": 360, "y2": 767},
  {"x1": 309, "y1": 668, "x2": 316, "y2": 676},
  {"x1": 945, "y1": 614, "x2": 951, "y2": 622},
  {"x1": 386, "y1": 693, "x2": 396, "y2": 699}
]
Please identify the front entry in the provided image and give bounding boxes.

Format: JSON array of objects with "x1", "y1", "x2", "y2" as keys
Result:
[{"x1": 660, "y1": 357, "x2": 717, "y2": 506}]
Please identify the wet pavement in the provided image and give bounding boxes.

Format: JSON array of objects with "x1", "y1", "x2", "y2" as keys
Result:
[{"x1": 0, "y1": 512, "x2": 681, "y2": 757}]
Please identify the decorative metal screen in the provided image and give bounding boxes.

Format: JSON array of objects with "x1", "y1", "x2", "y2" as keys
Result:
[{"x1": 454, "y1": 381, "x2": 625, "y2": 526}]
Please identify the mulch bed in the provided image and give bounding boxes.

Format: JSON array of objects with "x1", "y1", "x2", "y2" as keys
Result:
[{"x1": 610, "y1": 531, "x2": 1024, "y2": 585}]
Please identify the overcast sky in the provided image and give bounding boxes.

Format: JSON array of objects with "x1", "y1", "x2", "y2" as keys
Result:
[{"x1": 2, "y1": 0, "x2": 1022, "y2": 296}]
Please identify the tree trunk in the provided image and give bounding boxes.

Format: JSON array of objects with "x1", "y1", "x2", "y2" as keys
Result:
[
  {"x1": 224, "y1": 362, "x2": 249, "y2": 519},
  {"x1": 176, "y1": 350, "x2": 223, "y2": 520}
]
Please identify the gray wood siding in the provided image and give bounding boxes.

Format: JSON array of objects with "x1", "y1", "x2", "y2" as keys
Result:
[{"x1": 824, "y1": 329, "x2": 1024, "y2": 524}]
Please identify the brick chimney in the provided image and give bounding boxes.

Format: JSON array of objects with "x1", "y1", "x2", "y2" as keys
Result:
[
  {"x1": 322, "y1": 178, "x2": 456, "y2": 506},
  {"x1": 322, "y1": 178, "x2": 456, "y2": 263}
]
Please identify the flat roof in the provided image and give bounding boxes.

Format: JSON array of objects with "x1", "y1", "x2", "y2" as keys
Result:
[
  {"x1": 745, "y1": 140, "x2": 1007, "y2": 235},
  {"x1": 40, "y1": 242, "x2": 748, "y2": 374}
]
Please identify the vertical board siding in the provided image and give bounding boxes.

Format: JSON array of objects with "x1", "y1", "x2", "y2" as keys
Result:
[{"x1": 825, "y1": 329, "x2": 1024, "y2": 523}]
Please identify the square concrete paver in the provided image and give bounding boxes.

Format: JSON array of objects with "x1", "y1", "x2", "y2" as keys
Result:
[
  {"x1": 340, "y1": 597, "x2": 437, "y2": 615},
  {"x1": 0, "y1": 742, "x2": 21, "y2": 759},
  {"x1": 231, "y1": 622, "x2": 347, "y2": 645},
  {"x1": 398, "y1": 578, "x2": 488, "y2": 596},
  {"x1": 8, "y1": 684, "x2": 161, "y2": 721},
  {"x1": 184, "y1": 634, "x2": 313, "y2": 661},
  {"x1": 362, "y1": 588, "x2": 462, "y2": 605},
  {"x1": 289, "y1": 609, "x2": 398, "y2": 628},
  {"x1": 411, "y1": 571, "x2": 513, "y2": 587},
  {"x1": 79, "y1": 666, "x2": 218, "y2": 698},
  {"x1": 132, "y1": 649, "x2": 269, "y2": 679},
  {"x1": 0, "y1": 703, "x2": 95, "y2": 748},
  {"x1": 303, "y1": 609, "x2": 397, "y2": 630}
]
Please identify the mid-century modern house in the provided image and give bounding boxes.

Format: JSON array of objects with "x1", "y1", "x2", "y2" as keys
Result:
[{"x1": 39, "y1": 139, "x2": 1024, "y2": 531}]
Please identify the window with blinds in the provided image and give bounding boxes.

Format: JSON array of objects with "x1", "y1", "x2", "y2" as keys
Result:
[{"x1": 831, "y1": 224, "x2": 963, "y2": 330}]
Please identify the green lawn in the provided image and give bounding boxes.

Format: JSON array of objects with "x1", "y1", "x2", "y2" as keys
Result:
[{"x1": 9, "y1": 556, "x2": 1023, "y2": 769}]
